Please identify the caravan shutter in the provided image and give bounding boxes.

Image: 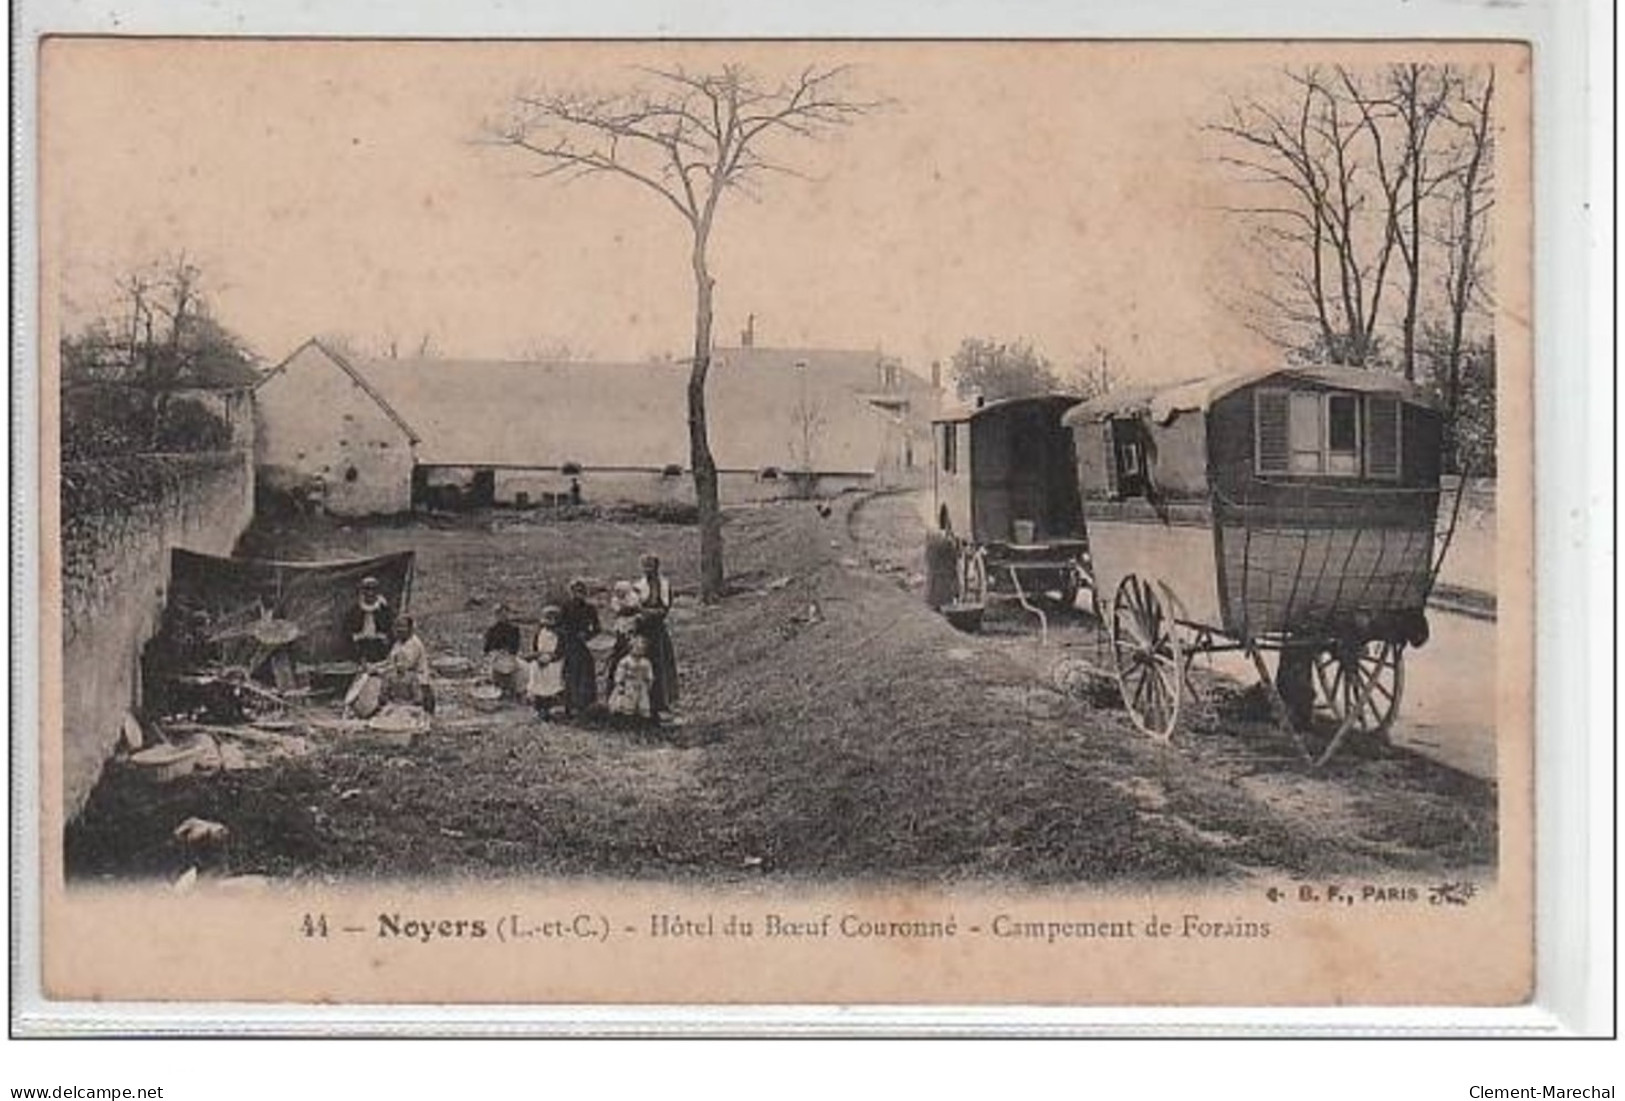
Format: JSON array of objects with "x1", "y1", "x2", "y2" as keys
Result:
[
  {"x1": 1365, "y1": 395, "x2": 1401, "y2": 479},
  {"x1": 1254, "y1": 390, "x2": 1290, "y2": 475}
]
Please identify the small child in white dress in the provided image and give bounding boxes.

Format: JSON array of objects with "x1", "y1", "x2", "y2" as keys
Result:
[{"x1": 608, "y1": 634, "x2": 655, "y2": 726}]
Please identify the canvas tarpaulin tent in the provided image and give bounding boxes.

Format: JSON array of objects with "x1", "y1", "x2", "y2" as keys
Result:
[{"x1": 165, "y1": 548, "x2": 415, "y2": 668}]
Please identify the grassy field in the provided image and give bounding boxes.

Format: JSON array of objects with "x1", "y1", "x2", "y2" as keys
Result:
[{"x1": 67, "y1": 495, "x2": 1497, "y2": 886}]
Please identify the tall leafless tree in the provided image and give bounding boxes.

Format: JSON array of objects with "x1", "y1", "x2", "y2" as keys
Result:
[
  {"x1": 1436, "y1": 69, "x2": 1496, "y2": 430},
  {"x1": 1344, "y1": 64, "x2": 1457, "y2": 380},
  {"x1": 488, "y1": 64, "x2": 881, "y2": 601},
  {"x1": 1211, "y1": 67, "x2": 1398, "y2": 367},
  {"x1": 787, "y1": 362, "x2": 827, "y2": 498},
  {"x1": 1210, "y1": 64, "x2": 1490, "y2": 377}
]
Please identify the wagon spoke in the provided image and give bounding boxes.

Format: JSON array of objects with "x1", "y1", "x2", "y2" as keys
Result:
[
  {"x1": 1142, "y1": 678, "x2": 1168, "y2": 729},
  {"x1": 1145, "y1": 683, "x2": 1166, "y2": 730},
  {"x1": 1312, "y1": 639, "x2": 1404, "y2": 745},
  {"x1": 1141, "y1": 667, "x2": 1164, "y2": 724},
  {"x1": 1120, "y1": 615, "x2": 1151, "y2": 648},
  {"x1": 1113, "y1": 574, "x2": 1182, "y2": 741},
  {"x1": 1359, "y1": 696, "x2": 1384, "y2": 730},
  {"x1": 1129, "y1": 666, "x2": 1152, "y2": 712}
]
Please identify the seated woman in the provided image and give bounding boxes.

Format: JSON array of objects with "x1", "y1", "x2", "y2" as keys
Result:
[
  {"x1": 482, "y1": 603, "x2": 526, "y2": 700},
  {"x1": 342, "y1": 576, "x2": 395, "y2": 664}
]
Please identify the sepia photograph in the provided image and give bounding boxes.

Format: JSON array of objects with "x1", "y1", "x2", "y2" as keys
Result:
[{"x1": 31, "y1": 37, "x2": 1536, "y2": 1010}]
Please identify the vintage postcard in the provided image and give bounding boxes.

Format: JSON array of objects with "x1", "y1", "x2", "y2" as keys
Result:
[{"x1": 31, "y1": 37, "x2": 1534, "y2": 1015}]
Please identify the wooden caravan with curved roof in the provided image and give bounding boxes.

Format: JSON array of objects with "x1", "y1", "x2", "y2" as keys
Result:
[
  {"x1": 1060, "y1": 365, "x2": 1452, "y2": 763},
  {"x1": 928, "y1": 394, "x2": 1091, "y2": 638}
]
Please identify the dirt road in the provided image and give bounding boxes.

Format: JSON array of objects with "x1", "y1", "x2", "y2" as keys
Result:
[{"x1": 851, "y1": 490, "x2": 1499, "y2": 781}]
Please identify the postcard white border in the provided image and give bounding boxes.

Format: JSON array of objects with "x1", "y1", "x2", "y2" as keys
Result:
[{"x1": 7, "y1": 0, "x2": 1613, "y2": 1036}]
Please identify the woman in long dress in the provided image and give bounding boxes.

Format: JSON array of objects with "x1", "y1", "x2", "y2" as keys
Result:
[
  {"x1": 632, "y1": 553, "x2": 679, "y2": 721},
  {"x1": 557, "y1": 579, "x2": 601, "y2": 718}
]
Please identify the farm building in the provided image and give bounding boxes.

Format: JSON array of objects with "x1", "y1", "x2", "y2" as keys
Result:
[
  {"x1": 254, "y1": 340, "x2": 419, "y2": 515},
  {"x1": 253, "y1": 339, "x2": 939, "y2": 515}
]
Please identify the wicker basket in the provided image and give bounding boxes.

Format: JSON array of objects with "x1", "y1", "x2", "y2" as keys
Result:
[
  {"x1": 366, "y1": 705, "x2": 430, "y2": 747},
  {"x1": 129, "y1": 742, "x2": 204, "y2": 783},
  {"x1": 469, "y1": 684, "x2": 505, "y2": 713}
]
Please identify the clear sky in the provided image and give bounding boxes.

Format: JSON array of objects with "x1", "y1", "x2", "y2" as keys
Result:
[{"x1": 39, "y1": 39, "x2": 1516, "y2": 384}]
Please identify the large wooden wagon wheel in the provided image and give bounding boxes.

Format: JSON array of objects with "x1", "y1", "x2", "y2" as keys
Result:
[
  {"x1": 1111, "y1": 574, "x2": 1183, "y2": 742},
  {"x1": 1312, "y1": 639, "x2": 1405, "y2": 741}
]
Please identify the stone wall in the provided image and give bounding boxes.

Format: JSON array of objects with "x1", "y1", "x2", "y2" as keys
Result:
[{"x1": 59, "y1": 450, "x2": 255, "y2": 818}]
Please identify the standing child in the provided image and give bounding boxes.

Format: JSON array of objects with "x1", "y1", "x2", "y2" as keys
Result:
[
  {"x1": 604, "y1": 580, "x2": 642, "y2": 690},
  {"x1": 528, "y1": 605, "x2": 566, "y2": 719},
  {"x1": 607, "y1": 634, "x2": 655, "y2": 728}
]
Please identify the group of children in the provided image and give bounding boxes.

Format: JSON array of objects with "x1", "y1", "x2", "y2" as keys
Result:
[
  {"x1": 506, "y1": 600, "x2": 654, "y2": 723},
  {"x1": 481, "y1": 555, "x2": 679, "y2": 729},
  {"x1": 343, "y1": 554, "x2": 679, "y2": 729}
]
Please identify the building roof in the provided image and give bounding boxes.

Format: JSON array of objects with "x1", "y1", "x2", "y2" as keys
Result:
[
  {"x1": 258, "y1": 339, "x2": 422, "y2": 445},
  {"x1": 1063, "y1": 364, "x2": 1438, "y2": 427},
  {"x1": 344, "y1": 346, "x2": 930, "y2": 474},
  {"x1": 933, "y1": 392, "x2": 1085, "y2": 425}
]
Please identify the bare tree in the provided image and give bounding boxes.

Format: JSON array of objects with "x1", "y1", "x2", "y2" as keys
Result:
[
  {"x1": 1341, "y1": 65, "x2": 1458, "y2": 379},
  {"x1": 787, "y1": 360, "x2": 827, "y2": 496},
  {"x1": 1435, "y1": 69, "x2": 1496, "y2": 434},
  {"x1": 1211, "y1": 63, "x2": 1495, "y2": 386},
  {"x1": 319, "y1": 330, "x2": 443, "y2": 362},
  {"x1": 1210, "y1": 67, "x2": 1399, "y2": 366},
  {"x1": 61, "y1": 255, "x2": 256, "y2": 456},
  {"x1": 489, "y1": 63, "x2": 881, "y2": 601},
  {"x1": 64, "y1": 255, "x2": 255, "y2": 439},
  {"x1": 1073, "y1": 343, "x2": 1118, "y2": 401}
]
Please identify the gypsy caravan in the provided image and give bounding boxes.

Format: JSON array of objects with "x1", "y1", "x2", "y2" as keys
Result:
[
  {"x1": 1063, "y1": 365, "x2": 1449, "y2": 763},
  {"x1": 928, "y1": 394, "x2": 1092, "y2": 638}
]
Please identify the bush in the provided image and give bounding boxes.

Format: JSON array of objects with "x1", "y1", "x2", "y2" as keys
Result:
[
  {"x1": 153, "y1": 397, "x2": 233, "y2": 452},
  {"x1": 61, "y1": 386, "x2": 149, "y2": 462},
  {"x1": 61, "y1": 385, "x2": 234, "y2": 461}
]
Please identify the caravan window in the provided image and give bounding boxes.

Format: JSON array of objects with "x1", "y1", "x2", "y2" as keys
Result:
[
  {"x1": 1109, "y1": 419, "x2": 1148, "y2": 498},
  {"x1": 1256, "y1": 389, "x2": 1400, "y2": 480}
]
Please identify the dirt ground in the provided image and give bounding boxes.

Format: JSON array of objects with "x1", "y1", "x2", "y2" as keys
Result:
[{"x1": 66, "y1": 494, "x2": 1497, "y2": 887}]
